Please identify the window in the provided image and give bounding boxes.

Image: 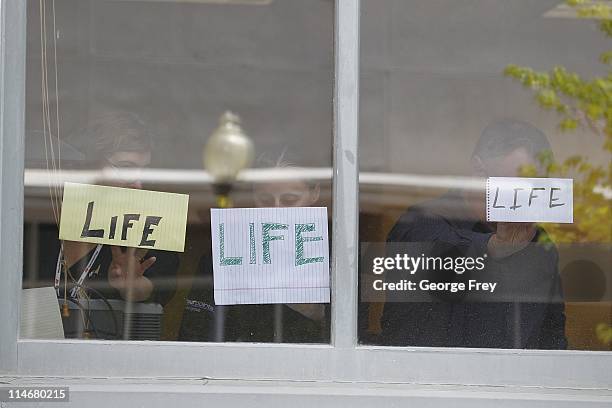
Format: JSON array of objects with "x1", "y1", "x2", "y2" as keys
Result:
[
  {"x1": 1, "y1": 0, "x2": 610, "y2": 392},
  {"x1": 359, "y1": 0, "x2": 611, "y2": 351},
  {"x1": 22, "y1": 0, "x2": 333, "y2": 343}
]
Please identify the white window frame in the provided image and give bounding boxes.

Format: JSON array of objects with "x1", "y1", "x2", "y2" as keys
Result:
[{"x1": 0, "y1": 0, "x2": 610, "y2": 388}]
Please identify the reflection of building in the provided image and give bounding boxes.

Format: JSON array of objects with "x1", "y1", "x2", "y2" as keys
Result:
[{"x1": 24, "y1": 167, "x2": 483, "y2": 218}]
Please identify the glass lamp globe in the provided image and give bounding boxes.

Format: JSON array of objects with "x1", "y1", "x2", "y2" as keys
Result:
[{"x1": 203, "y1": 111, "x2": 254, "y2": 182}]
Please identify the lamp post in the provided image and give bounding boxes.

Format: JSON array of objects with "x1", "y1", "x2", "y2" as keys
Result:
[
  {"x1": 203, "y1": 111, "x2": 254, "y2": 208},
  {"x1": 204, "y1": 111, "x2": 254, "y2": 342}
]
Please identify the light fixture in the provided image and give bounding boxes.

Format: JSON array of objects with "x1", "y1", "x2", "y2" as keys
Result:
[{"x1": 203, "y1": 111, "x2": 255, "y2": 207}]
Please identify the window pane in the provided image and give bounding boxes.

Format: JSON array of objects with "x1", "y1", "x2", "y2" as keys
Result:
[
  {"x1": 359, "y1": 0, "x2": 611, "y2": 350},
  {"x1": 23, "y1": 0, "x2": 333, "y2": 343}
]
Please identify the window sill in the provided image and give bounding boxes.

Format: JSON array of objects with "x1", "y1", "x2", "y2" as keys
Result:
[{"x1": 1, "y1": 376, "x2": 611, "y2": 407}]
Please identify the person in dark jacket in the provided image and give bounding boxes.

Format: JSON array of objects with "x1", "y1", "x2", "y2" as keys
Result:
[
  {"x1": 180, "y1": 254, "x2": 326, "y2": 343},
  {"x1": 381, "y1": 119, "x2": 567, "y2": 349}
]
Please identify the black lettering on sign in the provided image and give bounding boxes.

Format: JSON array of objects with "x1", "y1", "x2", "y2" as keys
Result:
[
  {"x1": 77, "y1": 199, "x2": 165, "y2": 248},
  {"x1": 528, "y1": 187, "x2": 545, "y2": 206},
  {"x1": 109, "y1": 216, "x2": 118, "y2": 240},
  {"x1": 549, "y1": 187, "x2": 565, "y2": 208},
  {"x1": 80, "y1": 201, "x2": 104, "y2": 238},
  {"x1": 140, "y1": 216, "x2": 162, "y2": 247},
  {"x1": 492, "y1": 187, "x2": 505, "y2": 209},
  {"x1": 121, "y1": 214, "x2": 140, "y2": 240},
  {"x1": 510, "y1": 188, "x2": 524, "y2": 210}
]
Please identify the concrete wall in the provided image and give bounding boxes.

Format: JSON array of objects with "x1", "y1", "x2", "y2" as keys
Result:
[{"x1": 25, "y1": 0, "x2": 609, "y2": 174}]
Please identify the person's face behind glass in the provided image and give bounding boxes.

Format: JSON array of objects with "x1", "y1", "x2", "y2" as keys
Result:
[
  {"x1": 253, "y1": 180, "x2": 320, "y2": 208},
  {"x1": 101, "y1": 150, "x2": 151, "y2": 190},
  {"x1": 479, "y1": 147, "x2": 536, "y2": 179}
]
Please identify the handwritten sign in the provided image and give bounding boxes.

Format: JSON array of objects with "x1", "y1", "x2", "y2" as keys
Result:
[
  {"x1": 486, "y1": 177, "x2": 573, "y2": 223},
  {"x1": 211, "y1": 207, "x2": 330, "y2": 305},
  {"x1": 59, "y1": 182, "x2": 189, "y2": 252}
]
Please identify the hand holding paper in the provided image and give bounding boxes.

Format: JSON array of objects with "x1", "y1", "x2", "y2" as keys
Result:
[
  {"x1": 108, "y1": 247, "x2": 155, "y2": 301},
  {"x1": 488, "y1": 222, "x2": 537, "y2": 259}
]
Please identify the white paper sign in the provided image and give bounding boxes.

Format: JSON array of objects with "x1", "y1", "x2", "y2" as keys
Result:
[
  {"x1": 211, "y1": 207, "x2": 330, "y2": 305},
  {"x1": 486, "y1": 177, "x2": 573, "y2": 223}
]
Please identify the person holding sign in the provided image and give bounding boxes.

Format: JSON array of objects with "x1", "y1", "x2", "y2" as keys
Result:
[
  {"x1": 380, "y1": 119, "x2": 567, "y2": 349},
  {"x1": 58, "y1": 112, "x2": 179, "y2": 310},
  {"x1": 179, "y1": 155, "x2": 329, "y2": 343}
]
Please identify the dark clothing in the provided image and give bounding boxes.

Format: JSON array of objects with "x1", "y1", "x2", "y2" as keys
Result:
[
  {"x1": 65, "y1": 245, "x2": 178, "y2": 306},
  {"x1": 381, "y1": 192, "x2": 567, "y2": 349},
  {"x1": 179, "y1": 256, "x2": 329, "y2": 343}
]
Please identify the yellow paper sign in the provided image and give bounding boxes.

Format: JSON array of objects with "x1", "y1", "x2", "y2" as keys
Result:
[{"x1": 59, "y1": 182, "x2": 189, "y2": 252}]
